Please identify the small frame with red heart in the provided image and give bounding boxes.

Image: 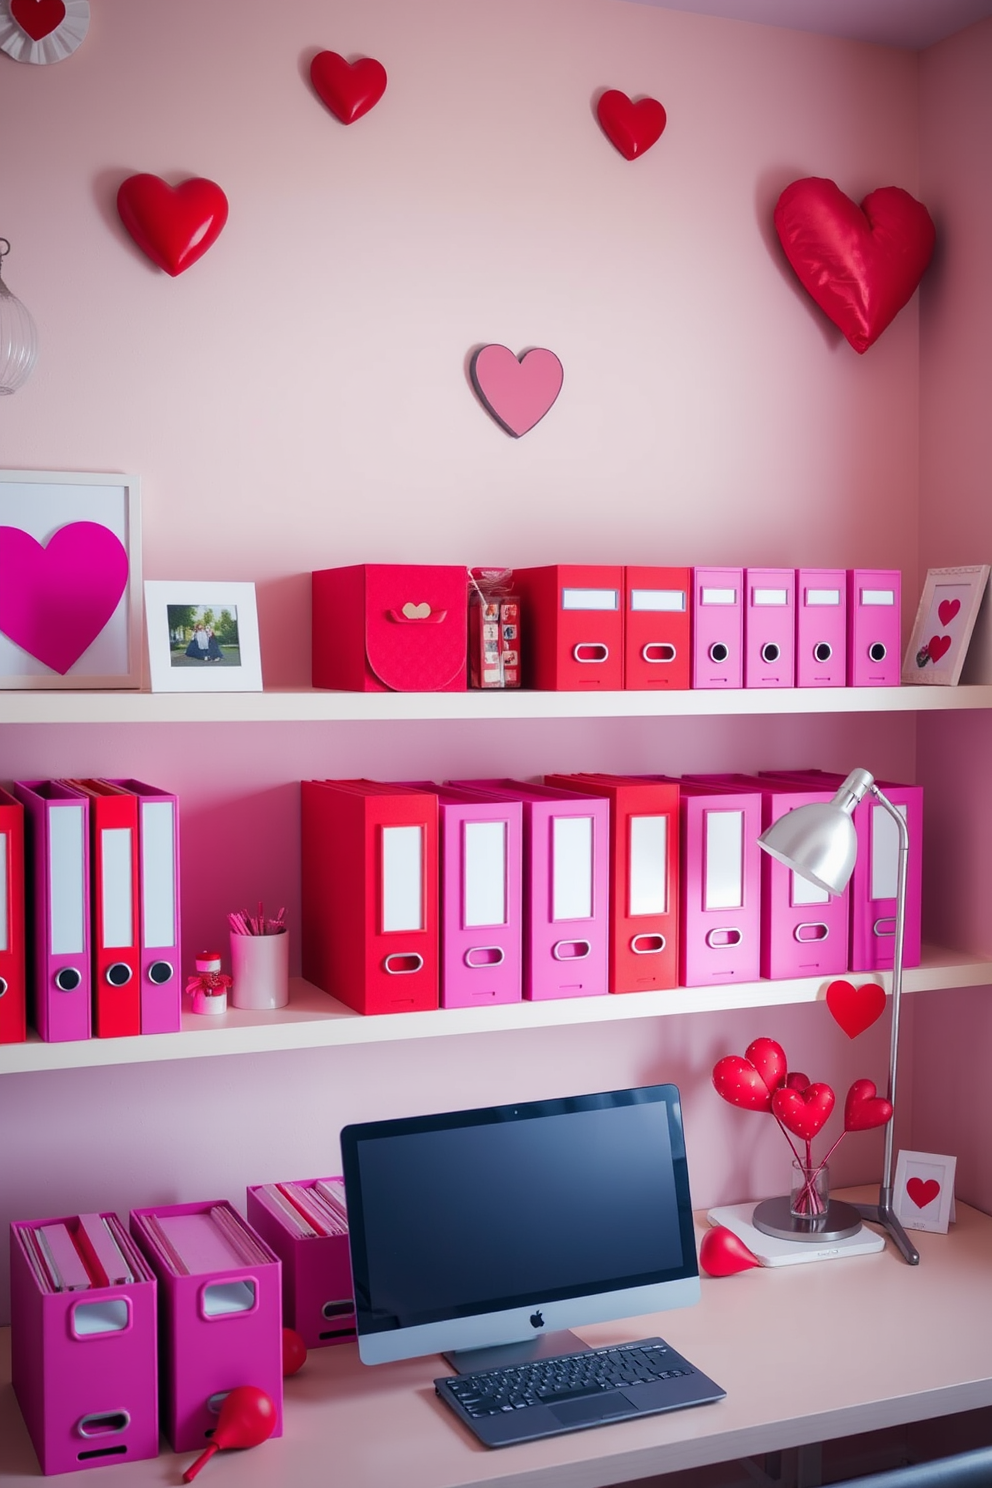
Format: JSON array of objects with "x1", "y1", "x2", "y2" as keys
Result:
[
  {"x1": 892, "y1": 1149, "x2": 956, "y2": 1234},
  {"x1": 902, "y1": 565, "x2": 990, "y2": 687}
]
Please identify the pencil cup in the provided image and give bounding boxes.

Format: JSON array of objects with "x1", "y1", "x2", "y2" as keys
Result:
[{"x1": 230, "y1": 930, "x2": 290, "y2": 1010}]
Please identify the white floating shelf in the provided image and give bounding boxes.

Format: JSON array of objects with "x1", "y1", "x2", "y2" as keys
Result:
[{"x1": 3, "y1": 946, "x2": 988, "y2": 1074}]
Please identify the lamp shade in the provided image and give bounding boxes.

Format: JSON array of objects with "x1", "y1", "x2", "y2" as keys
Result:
[{"x1": 758, "y1": 769, "x2": 874, "y2": 895}]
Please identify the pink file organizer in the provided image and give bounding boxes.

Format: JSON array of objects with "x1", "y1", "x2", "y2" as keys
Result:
[
  {"x1": 691, "y1": 568, "x2": 743, "y2": 688},
  {"x1": 246, "y1": 1180, "x2": 355, "y2": 1350},
  {"x1": 743, "y1": 568, "x2": 795, "y2": 688},
  {"x1": 847, "y1": 569, "x2": 902, "y2": 686},
  {"x1": 796, "y1": 569, "x2": 847, "y2": 687},
  {"x1": 685, "y1": 774, "x2": 850, "y2": 980},
  {"x1": 449, "y1": 780, "x2": 609, "y2": 1000},
  {"x1": 129, "y1": 1200, "x2": 283, "y2": 1453},
  {"x1": 10, "y1": 1211, "x2": 158, "y2": 1476},
  {"x1": 398, "y1": 783, "x2": 523, "y2": 1008},
  {"x1": 762, "y1": 770, "x2": 922, "y2": 972}
]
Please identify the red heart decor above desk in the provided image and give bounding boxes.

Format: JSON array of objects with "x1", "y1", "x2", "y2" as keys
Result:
[
  {"x1": 774, "y1": 177, "x2": 936, "y2": 353},
  {"x1": 770, "y1": 1082, "x2": 835, "y2": 1140},
  {"x1": 470, "y1": 345, "x2": 564, "y2": 438},
  {"x1": 117, "y1": 174, "x2": 229, "y2": 276},
  {"x1": 0, "y1": 522, "x2": 128, "y2": 674},
  {"x1": 826, "y1": 979, "x2": 886, "y2": 1039},
  {"x1": 10, "y1": 0, "x2": 65, "y2": 39},
  {"x1": 310, "y1": 50, "x2": 387, "y2": 123},
  {"x1": 596, "y1": 89, "x2": 667, "y2": 160},
  {"x1": 906, "y1": 1177, "x2": 940, "y2": 1209},
  {"x1": 711, "y1": 1038, "x2": 787, "y2": 1113}
]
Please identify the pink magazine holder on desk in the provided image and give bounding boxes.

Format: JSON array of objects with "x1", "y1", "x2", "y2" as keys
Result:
[{"x1": 246, "y1": 1179, "x2": 355, "y2": 1350}]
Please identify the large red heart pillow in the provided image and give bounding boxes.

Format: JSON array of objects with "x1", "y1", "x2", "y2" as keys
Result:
[
  {"x1": 311, "y1": 51, "x2": 387, "y2": 124},
  {"x1": 774, "y1": 177, "x2": 935, "y2": 354},
  {"x1": 117, "y1": 174, "x2": 229, "y2": 277},
  {"x1": 596, "y1": 90, "x2": 667, "y2": 161}
]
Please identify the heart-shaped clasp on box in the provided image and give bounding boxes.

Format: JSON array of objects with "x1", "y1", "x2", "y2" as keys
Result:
[
  {"x1": 387, "y1": 602, "x2": 448, "y2": 625},
  {"x1": 402, "y1": 602, "x2": 431, "y2": 619}
]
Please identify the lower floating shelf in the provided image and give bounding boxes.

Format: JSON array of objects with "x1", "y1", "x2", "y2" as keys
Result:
[{"x1": 3, "y1": 945, "x2": 990, "y2": 1074}]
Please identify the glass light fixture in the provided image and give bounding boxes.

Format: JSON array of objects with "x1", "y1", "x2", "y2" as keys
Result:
[{"x1": 0, "y1": 237, "x2": 39, "y2": 395}]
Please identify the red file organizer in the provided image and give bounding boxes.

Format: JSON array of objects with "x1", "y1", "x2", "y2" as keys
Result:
[
  {"x1": 514, "y1": 565, "x2": 624, "y2": 690},
  {"x1": 796, "y1": 569, "x2": 847, "y2": 687},
  {"x1": 743, "y1": 568, "x2": 796, "y2": 688},
  {"x1": 10, "y1": 1211, "x2": 158, "y2": 1475},
  {"x1": 847, "y1": 569, "x2": 902, "y2": 686},
  {"x1": 15, "y1": 780, "x2": 91, "y2": 1043},
  {"x1": 129, "y1": 1200, "x2": 283, "y2": 1453},
  {"x1": 544, "y1": 773, "x2": 680, "y2": 993},
  {"x1": 301, "y1": 779, "x2": 439, "y2": 1015},
  {"x1": 623, "y1": 567, "x2": 692, "y2": 690},
  {"x1": 0, "y1": 786, "x2": 26, "y2": 1044},
  {"x1": 106, "y1": 780, "x2": 182, "y2": 1035},
  {"x1": 691, "y1": 568, "x2": 744, "y2": 688},
  {"x1": 246, "y1": 1179, "x2": 356, "y2": 1350},
  {"x1": 312, "y1": 563, "x2": 468, "y2": 692},
  {"x1": 62, "y1": 781, "x2": 141, "y2": 1039}
]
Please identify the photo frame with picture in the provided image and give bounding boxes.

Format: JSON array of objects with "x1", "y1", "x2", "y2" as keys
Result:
[
  {"x1": 892, "y1": 1149, "x2": 957, "y2": 1234},
  {"x1": 144, "y1": 581, "x2": 262, "y2": 693},
  {"x1": 902, "y1": 565, "x2": 990, "y2": 686}
]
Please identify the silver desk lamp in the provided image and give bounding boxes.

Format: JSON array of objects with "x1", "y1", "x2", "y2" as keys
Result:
[{"x1": 757, "y1": 768, "x2": 920, "y2": 1266}]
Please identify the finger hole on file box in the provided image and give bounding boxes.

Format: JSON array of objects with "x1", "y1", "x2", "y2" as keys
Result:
[
  {"x1": 384, "y1": 953, "x2": 424, "y2": 974},
  {"x1": 761, "y1": 643, "x2": 781, "y2": 663},
  {"x1": 869, "y1": 642, "x2": 887, "y2": 662},
  {"x1": 552, "y1": 940, "x2": 591, "y2": 961},
  {"x1": 709, "y1": 642, "x2": 729, "y2": 663},
  {"x1": 794, "y1": 923, "x2": 829, "y2": 942},
  {"x1": 814, "y1": 642, "x2": 833, "y2": 662},
  {"x1": 642, "y1": 643, "x2": 676, "y2": 663},
  {"x1": 572, "y1": 643, "x2": 609, "y2": 662},
  {"x1": 631, "y1": 934, "x2": 666, "y2": 955},
  {"x1": 465, "y1": 946, "x2": 504, "y2": 968},
  {"x1": 72, "y1": 1298, "x2": 131, "y2": 1337},
  {"x1": 106, "y1": 962, "x2": 133, "y2": 986},
  {"x1": 76, "y1": 1411, "x2": 130, "y2": 1438},
  {"x1": 201, "y1": 1280, "x2": 256, "y2": 1318},
  {"x1": 706, "y1": 928, "x2": 741, "y2": 948}
]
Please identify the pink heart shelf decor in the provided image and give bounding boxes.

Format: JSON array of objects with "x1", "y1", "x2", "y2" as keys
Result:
[
  {"x1": 10, "y1": 0, "x2": 65, "y2": 39},
  {"x1": 117, "y1": 174, "x2": 229, "y2": 276},
  {"x1": 596, "y1": 89, "x2": 667, "y2": 160},
  {"x1": 470, "y1": 345, "x2": 563, "y2": 438},
  {"x1": 774, "y1": 177, "x2": 936, "y2": 353},
  {"x1": 0, "y1": 522, "x2": 128, "y2": 675},
  {"x1": 699, "y1": 1225, "x2": 759, "y2": 1278},
  {"x1": 906, "y1": 1177, "x2": 940, "y2": 1210},
  {"x1": 310, "y1": 50, "x2": 387, "y2": 124},
  {"x1": 826, "y1": 978, "x2": 886, "y2": 1039}
]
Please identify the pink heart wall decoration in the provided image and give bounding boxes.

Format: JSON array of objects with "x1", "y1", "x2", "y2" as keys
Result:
[
  {"x1": 470, "y1": 345, "x2": 563, "y2": 437},
  {"x1": 0, "y1": 522, "x2": 128, "y2": 674}
]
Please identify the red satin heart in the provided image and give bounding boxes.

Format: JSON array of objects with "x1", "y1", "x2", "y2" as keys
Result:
[
  {"x1": 774, "y1": 177, "x2": 935, "y2": 354},
  {"x1": 744, "y1": 1038, "x2": 787, "y2": 1095},
  {"x1": 906, "y1": 1176, "x2": 940, "y2": 1209},
  {"x1": 699, "y1": 1225, "x2": 759, "y2": 1277},
  {"x1": 596, "y1": 90, "x2": 667, "y2": 161},
  {"x1": 771, "y1": 1082, "x2": 835, "y2": 1140},
  {"x1": 117, "y1": 175, "x2": 229, "y2": 277},
  {"x1": 927, "y1": 634, "x2": 952, "y2": 664},
  {"x1": 844, "y1": 1078, "x2": 893, "y2": 1132},
  {"x1": 311, "y1": 51, "x2": 387, "y2": 124},
  {"x1": 712, "y1": 1055, "x2": 773, "y2": 1113},
  {"x1": 938, "y1": 599, "x2": 961, "y2": 627},
  {"x1": 10, "y1": 0, "x2": 65, "y2": 41},
  {"x1": 826, "y1": 979, "x2": 886, "y2": 1039}
]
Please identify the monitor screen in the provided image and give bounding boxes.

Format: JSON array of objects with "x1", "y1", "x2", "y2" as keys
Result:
[{"x1": 341, "y1": 1084, "x2": 700, "y2": 1365}]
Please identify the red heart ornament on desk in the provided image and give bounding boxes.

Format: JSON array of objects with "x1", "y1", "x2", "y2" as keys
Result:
[
  {"x1": 311, "y1": 51, "x2": 387, "y2": 123},
  {"x1": 744, "y1": 1038, "x2": 787, "y2": 1095},
  {"x1": 10, "y1": 0, "x2": 65, "y2": 40},
  {"x1": 771, "y1": 1082, "x2": 835, "y2": 1140},
  {"x1": 773, "y1": 177, "x2": 935, "y2": 353},
  {"x1": 712, "y1": 1055, "x2": 773, "y2": 1112},
  {"x1": 699, "y1": 1225, "x2": 759, "y2": 1277},
  {"x1": 844, "y1": 1079, "x2": 893, "y2": 1132},
  {"x1": 938, "y1": 599, "x2": 961, "y2": 627},
  {"x1": 826, "y1": 979, "x2": 886, "y2": 1039},
  {"x1": 117, "y1": 174, "x2": 229, "y2": 276},
  {"x1": 596, "y1": 90, "x2": 667, "y2": 160},
  {"x1": 0, "y1": 522, "x2": 128, "y2": 674},
  {"x1": 470, "y1": 345, "x2": 563, "y2": 438},
  {"x1": 906, "y1": 1177, "x2": 940, "y2": 1209}
]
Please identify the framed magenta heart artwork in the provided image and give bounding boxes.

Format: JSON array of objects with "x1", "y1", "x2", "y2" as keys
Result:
[
  {"x1": 0, "y1": 471, "x2": 141, "y2": 689},
  {"x1": 902, "y1": 564, "x2": 990, "y2": 687}
]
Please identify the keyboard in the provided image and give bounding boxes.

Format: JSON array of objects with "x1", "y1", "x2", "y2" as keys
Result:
[{"x1": 434, "y1": 1336, "x2": 726, "y2": 1448}]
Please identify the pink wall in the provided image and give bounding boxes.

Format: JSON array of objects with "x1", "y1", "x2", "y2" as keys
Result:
[{"x1": 0, "y1": 0, "x2": 940, "y2": 1322}]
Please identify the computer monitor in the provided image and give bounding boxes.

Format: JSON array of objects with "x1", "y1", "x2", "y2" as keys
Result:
[{"x1": 340, "y1": 1083, "x2": 700, "y2": 1369}]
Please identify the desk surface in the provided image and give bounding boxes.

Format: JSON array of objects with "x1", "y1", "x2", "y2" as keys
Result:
[{"x1": 3, "y1": 1191, "x2": 991, "y2": 1488}]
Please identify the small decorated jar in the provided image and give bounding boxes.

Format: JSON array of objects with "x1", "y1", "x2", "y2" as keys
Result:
[{"x1": 187, "y1": 950, "x2": 231, "y2": 1016}]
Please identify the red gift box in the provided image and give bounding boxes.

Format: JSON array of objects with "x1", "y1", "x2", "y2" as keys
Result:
[{"x1": 312, "y1": 564, "x2": 468, "y2": 692}]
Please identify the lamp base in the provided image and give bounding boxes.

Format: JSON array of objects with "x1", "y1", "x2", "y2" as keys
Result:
[
  {"x1": 751, "y1": 1195, "x2": 863, "y2": 1243},
  {"x1": 854, "y1": 1198, "x2": 920, "y2": 1265}
]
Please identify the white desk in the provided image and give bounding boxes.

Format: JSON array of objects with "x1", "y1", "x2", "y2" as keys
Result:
[{"x1": 3, "y1": 1191, "x2": 991, "y2": 1488}]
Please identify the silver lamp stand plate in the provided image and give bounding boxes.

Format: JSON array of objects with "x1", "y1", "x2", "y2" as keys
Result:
[{"x1": 752, "y1": 1195, "x2": 863, "y2": 1242}]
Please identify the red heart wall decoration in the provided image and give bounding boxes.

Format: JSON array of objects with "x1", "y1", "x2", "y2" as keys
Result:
[
  {"x1": 826, "y1": 979, "x2": 886, "y2": 1039},
  {"x1": 117, "y1": 175, "x2": 229, "y2": 277},
  {"x1": 699, "y1": 1225, "x2": 759, "y2": 1277},
  {"x1": 927, "y1": 634, "x2": 952, "y2": 664},
  {"x1": 596, "y1": 90, "x2": 667, "y2": 161},
  {"x1": 470, "y1": 345, "x2": 563, "y2": 438},
  {"x1": 773, "y1": 177, "x2": 936, "y2": 354},
  {"x1": 10, "y1": 0, "x2": 65, "y2": 40},
  {"x1": 938, "y1": 599, "x2": 961, "y2": 627},
  {"x1": 844, "y1": 1079, "x2": 893, "y2": 1132},
  {"x1": 906, "y1": 1177, "x2": 940, "y2": 1209},
  {"x1": 311, "y1": 51, "x2": 387, "y2": 124},
  {"x1": 771, "y1": 1082, "x2": 835, "y2": 1140}
]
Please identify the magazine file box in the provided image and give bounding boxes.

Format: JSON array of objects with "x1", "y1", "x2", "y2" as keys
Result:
[{"x1": 246, "y1": 1180, "x2": 356, "y2": 1350}]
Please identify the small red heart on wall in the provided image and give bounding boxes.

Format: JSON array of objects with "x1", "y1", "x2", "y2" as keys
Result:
[
  {"x1": 10, "y1": 0, "x2": 65, "y2": 41},
  {"x1": 774, "y1": 177, "x2": 935, "y2": 353},
  {"x1": 906, "y1": 1177, "x2": 940, "y2": 1209},
  {"x1": 927, "y1": 634, "x2": 952, "y2": 663},
  {"x1": 117, "y1": 175, "x2": 229, "y2": 276},
  {"x1": 311, "y1": 51, "x2": 387, "y2": 124},
  {"x1": 699, "y1": 1225, "x2": 759, "y2": 1277},
  {"x1": 826, "y1": 979, "x2": 886, "y2": 1039},
  {"x1": 938, "y1": 599, "x2": 960, "y2": 627},
  {"x1": 596, "y1": 89, "x2": 667, "y2": 160}
]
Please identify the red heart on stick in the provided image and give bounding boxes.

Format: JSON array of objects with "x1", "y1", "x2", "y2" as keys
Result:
[
  {"x1": 10, "y1": 0, "x2": 65, "y2": 41},
  {"x1": 938, "y1": 599, "x2": 961, "y2": 627},
  {"x1": 596, "y1": 90, "x2": 667, "y2": 160},
  {"x1": 311, "y1": 51, "x2": 387, "y2": 124},
  {"x1": 844, "y1": 1078, "x2": 893, "y2": 1132},
  {"x1": 927, "y1": 634, "x2": 952, "y2": 664},
  {"x1": 774, "y1": 177, "x2": 935, "y2": 353},
  {"x1": 906, "y1": 1177, "x2": 940, "y2": 1209},
  {"x1": 744, "y1": 1038, "x2": 787, "y2": 1095},
  {"x1": 826, "y1": 979, "x2": 886, "y2": 1039},
  {"x1": 712, "y1": 1055, "x2": 773, "y2": 1112},
  {"x1": 699, "y1": 1225, "x2": 759, "y2": 1277},
  {"x1": 771, "y1": 1082, "x2": 835, "y2": 1140},
  {"x1": 117, "y1": 175, "x2": 229, "y2": 277}
]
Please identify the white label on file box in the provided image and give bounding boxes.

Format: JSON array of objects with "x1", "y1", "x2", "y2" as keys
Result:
[
  {"x1": 806, "y1": 589, "x2": 840, "y2": 606},
  {"x1": 629, "y1": 816, "x2": 668, "y2": 916},
  {"x1": 792, "y1": 870, "x2": 830, "y2": 907},
  {"x1": 101, "y1": 828, "x2": 133, "y2": 948},
  {"x1": 552, "y1": 816, "x2": 593, "y2": 921},
  {"x1": 49, "y1": 805, "x2": 85, "y2": 955},
  {"x1": 861, "y1": 589, "x2": 895, "y2": 605},
  {"x1": 561, "y1": 588, "x2": 619, "y2": 611},
  {"x1": 382, "y1": 825, "x2": 423, "y2": 932},
  {"x1": 753, "y1": 588, "x2": 788, "y2": 606},
  {"x1": 871, "y1": 802, "x2": 907, "y2": 900},
  {"x1": 703, "y1": 810, "x2": 744, "y2": 911},
  {"x1": 701, "y1": 588, "x2": 737, "y2": 605},
  {"x1": 0, "y1": 834, "x2": 6, "y2": 952},
  {"x1": 142, "y1": 802, "x2": 176, "y2": 948},
  {"x1": 630, "y1": 589, "x2": 685, "y2": 613},
  {"x1": 463, "y1": 820, "x2": 507, "y2": 928}
]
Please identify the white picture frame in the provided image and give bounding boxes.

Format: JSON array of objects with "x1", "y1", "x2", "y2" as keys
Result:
[
  {"x1": 892, "y1": 1149, "x2": 957, "y2": 1234},
  {"x1": 144, "y1": 581, "x2": 263, "y2": 693},
  {"x1": 902, "y1": 565, "x2": 990, "y2": 686},
  {"x1": 0, "y1": 469, "x2": 141, "y2": 690}
]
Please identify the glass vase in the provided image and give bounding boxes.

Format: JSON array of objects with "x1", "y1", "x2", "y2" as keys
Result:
[{"x1": 790, "y1": 1159, "x2": 829, "y2": 1221}]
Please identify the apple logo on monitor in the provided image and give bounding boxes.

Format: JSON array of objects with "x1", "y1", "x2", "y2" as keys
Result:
[{"x1": 530, "y1": 1310, "x2": 545, "y2": 1329}]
